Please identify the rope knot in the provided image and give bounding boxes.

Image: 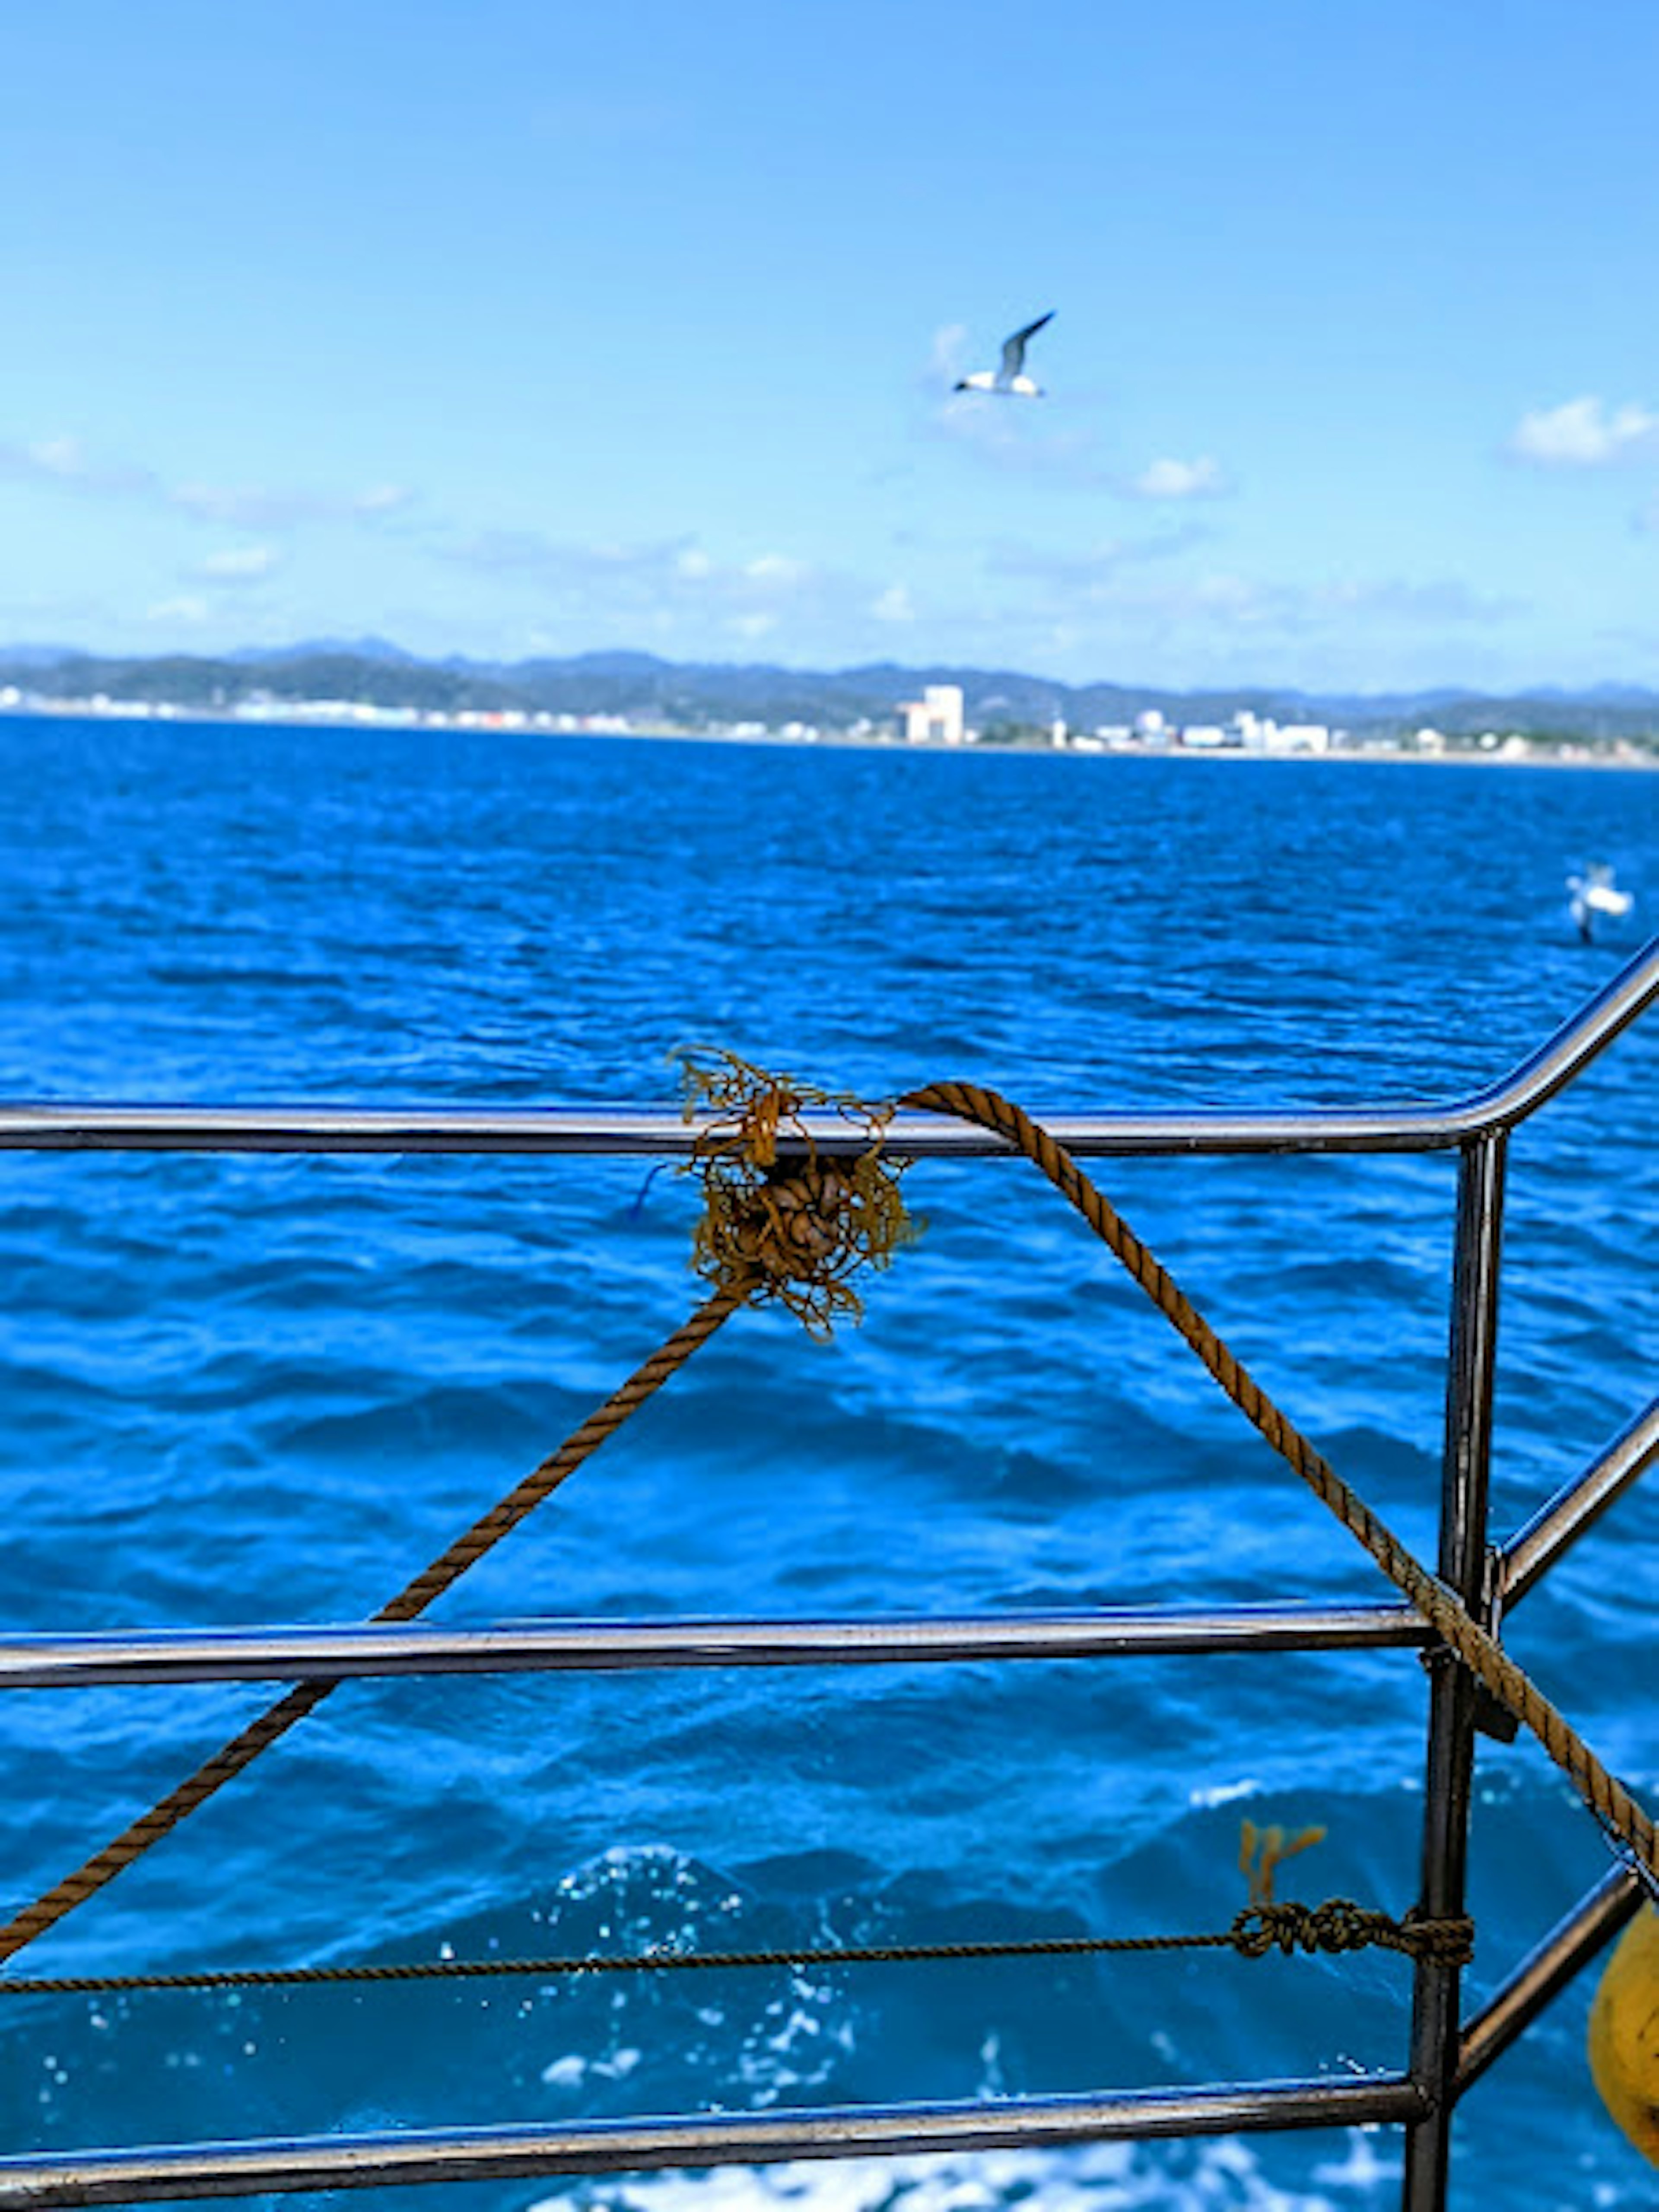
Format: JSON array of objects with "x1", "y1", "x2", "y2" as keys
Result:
[
  {"x1": 1229, "y1": 1898, "x2": 1474, "y2": 1965},
  {"x1": 1229, "y1": 1901, "x2": 1361, "y2": 1958},
  {"x1": 1397, "y1": 1905, "x2": 1477, "y2": 1967},
  {"x1": 676, "y1": 1049, "x2": 918, "y2": 1339}
]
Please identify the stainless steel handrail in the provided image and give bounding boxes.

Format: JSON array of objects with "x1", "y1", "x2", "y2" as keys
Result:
[
  {"x1": 1, "y1": 942, "x2": 1653, "y2": 2211},
  {"x1": 0, "y1": 2077, "x2": 1430, "y2": 2210},
  {"x1": 0, "y1": 938, "x2": 1653, "y2": 1159},
  {"x1": 1499, "y1": 1395, "x2": 1659, "y2": 1608},
  {"x1": 1456, "y1": 1866, "x2": 1647, "y2": 2097},
  {"x1": 0, "y1": 1602, "x2": 1433, "y2": 1690}
]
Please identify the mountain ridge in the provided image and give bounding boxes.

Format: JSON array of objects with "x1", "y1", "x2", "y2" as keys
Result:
[{"x1": 3, "y1": 642, "x2": 1658, "y2": 740}]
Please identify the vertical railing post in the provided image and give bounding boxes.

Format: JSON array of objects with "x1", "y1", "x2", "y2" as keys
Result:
[{"x1": 1401, "y1": 1129, "x2": 1508, "y2": 2209}]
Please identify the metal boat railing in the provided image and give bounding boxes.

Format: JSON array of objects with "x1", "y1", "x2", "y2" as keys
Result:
[{"x1": 0, "y1": 937, "x2": 1654, "y2": 2211}]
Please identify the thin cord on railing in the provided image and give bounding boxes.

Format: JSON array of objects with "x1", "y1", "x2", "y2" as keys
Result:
[{"x1": 0, "y1": 1899, "x2": 1476, "y2": 1998}]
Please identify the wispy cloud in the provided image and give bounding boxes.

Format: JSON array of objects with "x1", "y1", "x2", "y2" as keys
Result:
[
  {"x1": 1507, "y1": 396, "x2": 1659, "y2": 466},
  {"x1": 193, "y1": 544, "x2": 281, "y2": 583},
  {"x1": 439, "y1": 526, "x2": 899, "y2": 651},
  {"x1": 922, "y1": 334, "x2": 1234, "y2": 501},
  {"x1": 0, "y1": 432, "x2": 414, "y2": 530},
  {"x1": 144, "y1": 594, "x2": 212, "y2": 626},
  {"x1": 870, "y1": 583, "x2": 916, "y2": 624},
  {"x1": 988, "y1": 526, "x2": 1216, "y2": 588},
  {"x1": 982, "y1": 540, "x2": 1525, "y2": 648},
  {"x1": 0, "y1": 435, "x2": 152, "y2": 497},
  {"x1": 1313, "y1": 577, "x2": 1527, "y2": 624},
  {"x1": 1124, "y1": 455, "x2": 1232, "y2": 500},
  {"x1": 171, "y1": 480, "x2": 413, "y2": 528},
  {"x1": 1110, "y1": 572, "x2": 1525, "y2": 632},
  {"x1": 930, "y1": 391, "x2": 1107, "y2": 482}
]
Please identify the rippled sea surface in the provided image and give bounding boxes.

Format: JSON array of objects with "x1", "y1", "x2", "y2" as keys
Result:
[{"x1": 0, "y1": 717, "x2": 1654, "y2": 2211}]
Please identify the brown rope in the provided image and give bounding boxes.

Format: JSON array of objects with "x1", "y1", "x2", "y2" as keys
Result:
[
  {"x1": 5, "y1": 1059, "x2": 1630, "y2": 1984},
  {"x1": 1231, "y1": 1899, "x2": 1473, "y2": 1964},
  {"x1": 900, "y1": 1081, "x2": 1659, "y2": 1887},
  {"x1": 0, "y1": 1899, "x2": 1471, "y2": 1996},
  {"x1": 0, "y1": 1282, "x2": 751, "y2": 1967}
]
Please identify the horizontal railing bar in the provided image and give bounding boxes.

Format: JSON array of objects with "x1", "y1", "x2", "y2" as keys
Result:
[
  {"x1": 0, "y1": 1099, "x2": 1468, "y2": 1157},
  {"x1": 1455, "y1": 1864, "x2": 1646, "y2": 2095},
  {"x1": 0, "y1": 2077, "x2": 1428, "y2": 2206},
  {"x1": 1, "y1": 940, "x2": 1653, "y2": 1160},
  {"x1": 1498, "y1": 1396, "x2": 1659, "y2": 1609},
  {"x1": 0, "y1": 1604, "x2": 1433, "y2": 1689}
]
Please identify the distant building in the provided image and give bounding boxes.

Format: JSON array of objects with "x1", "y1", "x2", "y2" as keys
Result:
[
  {"x1": 899, "y1": 685, "x2": 966, "y2": 745},
  {"x1": 1179, "y1": 724, "x2": 1229, "y2": 749}
]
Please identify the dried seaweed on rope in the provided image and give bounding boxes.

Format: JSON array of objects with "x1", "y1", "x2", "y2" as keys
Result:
[{"x1": 675, "y1": 1047, "x2": 919, "y2": 1338}]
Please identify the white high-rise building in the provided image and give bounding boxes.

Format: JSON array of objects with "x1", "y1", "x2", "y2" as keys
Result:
[{"x1": 899, "y1": 685, "x2": 966, "y2": 745}]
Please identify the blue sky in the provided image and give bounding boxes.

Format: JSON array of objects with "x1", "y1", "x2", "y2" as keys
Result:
[{"x1": 4, "y1": 0, "x2": 1658, "y2": 691}]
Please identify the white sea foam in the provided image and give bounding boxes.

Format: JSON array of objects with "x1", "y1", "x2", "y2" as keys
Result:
[
  {"x1": 531, "y1": 2132, "x2": 1388, "y2": 2211},
  {"x1": 1188, "y1": 1777, "x2": 1262, "y2": 1809}
]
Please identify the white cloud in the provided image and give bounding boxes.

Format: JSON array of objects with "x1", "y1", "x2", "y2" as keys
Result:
[
  {"x1": 871, "y1": 583, "x2": 916, "y2": 623},
  {"x1": 1125, "y1": 455, "x2": 1230, "y2": 500},
  {"x1": 1508, "y1": 396, "x2": 1659, "y2": 466},
  {"x1": 144, "y1": 594, "x2": 211, "y2": 625},
  {"x1": 439, "y1": 527, "x2": 861, "y2": 645},
  {"x1": 743, "y1": 553, "x2": 807, "y2": 586},
  {"x1": 196, "y1": 544, "x2": 280, "y2": 582}
]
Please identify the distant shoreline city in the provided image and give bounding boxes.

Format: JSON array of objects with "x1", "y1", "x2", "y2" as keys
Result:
[{"x1": 2, "y1": 647, "x2": 1656, "y2": 769}]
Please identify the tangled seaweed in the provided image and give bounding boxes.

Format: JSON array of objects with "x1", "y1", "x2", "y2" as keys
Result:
[
  {"x1": 1239, "y1": 1818, "x2": 1327, "y2": 1906},
  {"x1": 675, "y1": 1048, "x2": 919, "y2": 1339}
]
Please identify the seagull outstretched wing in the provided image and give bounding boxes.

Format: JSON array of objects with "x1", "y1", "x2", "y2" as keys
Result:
[{"x1": 1000, "y1": 311, "x2": 1054, "y2": 379}]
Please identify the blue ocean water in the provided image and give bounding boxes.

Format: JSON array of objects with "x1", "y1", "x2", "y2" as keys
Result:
[{"x1": 0, "y1": 716, "x2": 1653, "y2": 2211}]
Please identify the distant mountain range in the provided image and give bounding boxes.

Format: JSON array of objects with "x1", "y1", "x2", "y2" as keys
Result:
[{"x1": 4, "y1": 642, "x2": 1659, "y2": 741}]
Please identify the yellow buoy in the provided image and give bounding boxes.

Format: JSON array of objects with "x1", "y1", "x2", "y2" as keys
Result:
[{"x1": 1589, "y1": 1902, "x2": 1659, "y2": 2166}]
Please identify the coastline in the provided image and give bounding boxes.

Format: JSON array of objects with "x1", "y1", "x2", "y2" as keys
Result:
[{"x1": 1, "y1": 701, "x2": 1655, "y2": 772}]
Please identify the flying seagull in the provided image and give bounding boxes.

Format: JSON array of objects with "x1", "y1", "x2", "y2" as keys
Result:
[
  {"x1": 1567, "y1": 863, "x2": 1635, "y2": 944},
  {"x1": 953, "y1": 311, "x2": 1054, "y2": 397}
]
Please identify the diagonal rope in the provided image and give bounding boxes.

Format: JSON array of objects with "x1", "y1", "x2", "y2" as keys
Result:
[
  {"x1": 4, "y1": 1058, "x2": 1644, "y2": 1982},
  {"x1": 901, "y1": 1080, "x2": 1658, "y2": 1888},
  {"x1": 0, "y1": 1282, "x2": 750, "y2": 1967}
]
